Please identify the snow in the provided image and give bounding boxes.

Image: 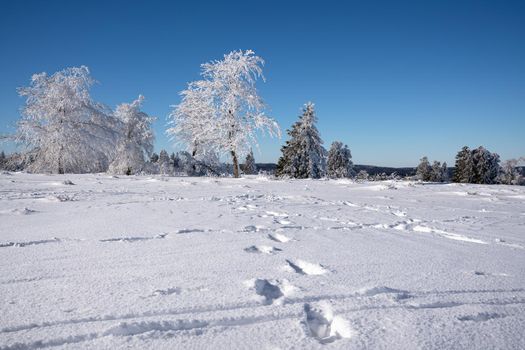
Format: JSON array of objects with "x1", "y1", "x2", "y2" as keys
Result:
[{"x1": 1, "y1": 173, "x2": 524, "y2": 349}]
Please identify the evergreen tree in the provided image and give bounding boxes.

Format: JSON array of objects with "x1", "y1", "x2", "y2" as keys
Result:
[
  {"x1": 416, "y1": 156, "x2": 432, "y2": 181},
  {"x1": 326, "y1": 141, "x2": 354, "y2": 178},
  {"x1": 441, "y1": 162, "x2": 449, "y2": 182},
  {"x1": 158, "y1": 149, "x2": 171, "y2": 175},
  {"x1": 150, "y1": 152, "x2": 159, "y2": 163},
  {"x1": 277, "y1": 102, "x2": 326, "y2": 178},
  {"x1": 0, "y1": 151, "x2": 5, "y2": 169},
  {"x1": 430, "y1": 161, "x2": 442, "y2": 182},
  {"x1": 243, "y1": 149, "x2": 257, "y2": 175},
  {"x1": 453, "y1": 146, "x2": 473, "y2": 183},
  {"x1": 471, "y1": 146, "x2": 500, "y2": 184},
  {"x1": 170, "y1": 152, "x2": 180, "y2": 171}
]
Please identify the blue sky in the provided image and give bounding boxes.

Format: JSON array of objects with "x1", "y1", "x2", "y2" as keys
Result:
[{"x1": 1, "y1": 0, "x2": 524, "y2": 166}]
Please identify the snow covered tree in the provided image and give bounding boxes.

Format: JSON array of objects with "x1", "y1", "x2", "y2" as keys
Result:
[
  {"x1": 167, "y1": 50, "x2": 280, "y2": 178},
  {"x1": 150, "y1": 152, "x2": 159, "y2": 163},
  {"x1": 356, "y1": 170, "x2": 369, "y2": 181},
  {"x1": 158, "y1": 149, "x2": 171, "y2": 175},
  {"x1": 108, "y1": 95, "x2": 155, "y2": 175},
  {"x1": 441, "y1": 162, "x2": 449, "y2": 182},
  {"x1": 277, "y1": 102, "x2": 326, "y2": 179},
  {"x1": 499, "y1": 159, "x2": 520, "y2": 185},
  {"x1": 15, "y1": 66, "x2": 119, "y2": 173},
  {"x1": 416, "y1": 156, "x2": 432, "y2": 181},
  {"x1": 471, "y1": 146, "x2": 500, "y2": 184},
  {"x1": 167, "y1": 80, "x2": 216, "y2": 161},
  {"x1": 243, "y1": 149, "x2": 257, "y2": 175},
  {"x1": 453, "y1": 146, "x2": 474, "y2": 183},
  {"x1": 326, "y1": 141, "x2": 354, "y2": 178}
]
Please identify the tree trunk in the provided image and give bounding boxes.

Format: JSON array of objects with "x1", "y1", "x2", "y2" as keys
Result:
[{"x1": 231, "y1": 150, "x2": 239, "y2": 178}]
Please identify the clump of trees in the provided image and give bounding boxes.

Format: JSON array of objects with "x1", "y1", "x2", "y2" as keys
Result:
[
  {"x1": 453, "y1": 146, "x2": 500, "y2": 184},
  {"x1": 416, "y1": 157, "x2": 448, "y2": 182},
  {"x1": 275, "y1": 102, "x2": 355, "y2": 179},
  {"x1": 327, "y1": 141, "x2": 354, "y2": 179}
]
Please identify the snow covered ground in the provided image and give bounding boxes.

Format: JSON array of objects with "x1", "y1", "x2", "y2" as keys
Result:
[{"x1": 1, "y1": 173, "x2": 524, "y2": 349}]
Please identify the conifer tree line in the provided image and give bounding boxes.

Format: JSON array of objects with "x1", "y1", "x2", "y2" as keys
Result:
[
  {"x1": 416, "y1": 147, "x2": 524, "y2": 185},
  {"x1": 0, "y1": 50, "x2": 522, "y2": 185}
]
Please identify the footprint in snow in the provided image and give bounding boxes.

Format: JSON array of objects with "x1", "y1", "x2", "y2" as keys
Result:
[
  {"x1": 151, "y1": 287, "x2": 182, "y2": 296},
  {"x1": 268, "y1": 233, "x2": 291, "y2": 243},
  {"x1": 304, "y1": 301, "x2": 354, "y2": 343},
  {"x1": 286, "y1": 259, "x2": 328, "y2": 275},
  {"x1": 245, "y1": 278, "x2": 295, "y2": 305},
  {"x1": 244, "y1": 245, "x2": 282, "y2": 254}
]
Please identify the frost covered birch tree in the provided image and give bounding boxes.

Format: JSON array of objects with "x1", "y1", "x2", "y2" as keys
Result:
[
  {"x1": 15, "y1": 66, "x2": 119, "y2": 173},
  {"x1": 167, "y1": 50, "x2": 280, "y2": 178},
  {"x1": 108, "y1": 95, "x2": 155, "y2": 175}
]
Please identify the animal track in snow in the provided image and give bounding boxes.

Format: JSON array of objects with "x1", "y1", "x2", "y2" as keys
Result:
[
  {"x1": 304, "y1": 301, "x2": 354, "y2": 343},
  {"x1": 243, "y1": 225, "x2": 267, "y2": 232},
  {"x1": 268, "y1": 233, "x2": 291, "y2": 243},
  {"x1": 457, "y1": 312, "x2": 505, "y2": 322},
  {"x1": 244, "y1": 245, "x2": 282, "y2": 254},
  {"x1": 1, "y1": 207, "x2": 38, "y2": 215},
  {"x1": 151, "y1": 287, "x2": 182, "y2": 296},
  {"x1": 245, "y1": 278, "x2": 295, "y2": 305},
  {"x1": 176, "y1": 228, "x2": 206, "y2": 234},
  {"x1": 286, "y1": 259, "x2": 328, "y2": 275},
  {"x1": 264, "y1": 211, "x2": 288, "y2": 218},
  {"x1": 100, "y1": 234, "x2": 167, "y2": 243},
  {"x1": 0, "y1": 238, "x2": 61, "y2": 248},
  {"x1": 382, "y1": 219, "x2": 489, "y2": 245}
]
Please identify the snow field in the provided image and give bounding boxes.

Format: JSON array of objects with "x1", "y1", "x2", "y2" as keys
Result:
[{"x1": 0, "y1": 173, "x2": 524, "y2": 349}]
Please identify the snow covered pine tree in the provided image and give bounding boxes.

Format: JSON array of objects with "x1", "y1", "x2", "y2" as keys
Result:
[
  {"x1": 453, "y1": 146, "x2": 474, "y2": 183},
  {"x1": 167, "y1": 50, "x2": 280, "y2": 177},
  {"x1": 15, "y1": 66, "x2": 120, "y2": 173},
  {"x1": 277, "y1": 102, "x2": 326, "y2": 178},
  {"x1": 327, "y1": 141, "x2": 354, "y2": 178},
  {"x1": 109, "y1": 95, "x2": 155, "y2": 175}
]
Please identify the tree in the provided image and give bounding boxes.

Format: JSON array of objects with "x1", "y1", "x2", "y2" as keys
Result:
[
  {"x1": 158, "y1": 149, "x2": 171, "y2": 175},
  {"x1": 150, "y1": 152, "x2": 159, "y2": 163},
  {"x1": 441, "y1": 162, "x2": 449, "y2": 182},
  {"x1": 15, "y1": 66, "x2": 119, "y2": 173},
  {"x1": 416, "y1": 156, "x2": 432, "y2": 181},
  {"x1": 471, "y1": 146, "x2": 500, "y2": 184},
  {"x1": 429, "y1": 161, "x2": 442, "y2": 182},
  {"x1": 277, "y1": 103, "x2": 326, "y2": 179},
  {"x1": 108, "y1": 95, "x2": 155, "y2": 175},
  {"x1": 326, "y1": 141, "x2": 354, "y2": 178},
  {"x1": 499, "y1": 158, "x2": 524, "y2": 185},
  {"x1": 167, "y1": 50, "x2": 280, "y2": 178},
  {"x1": 453, "y1": 146, "x2": 474, "y2": 183},
  {"x1": 0, "y1": 151, "x2": 5, "y2": 169},
  {"x1": 170, "y1": 152, "x2": 180, "y2": 171},
  {"x1": 356, "y1": 170, "x2": 369, "y2": 181},
  {"x1": 243, "y1": 149, "x2": 257, "y2": 175}
]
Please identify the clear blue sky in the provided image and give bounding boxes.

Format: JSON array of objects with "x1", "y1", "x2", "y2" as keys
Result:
[{"x1": 1, "y1": 0, "x2": 524, "y2": 166}]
